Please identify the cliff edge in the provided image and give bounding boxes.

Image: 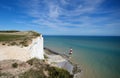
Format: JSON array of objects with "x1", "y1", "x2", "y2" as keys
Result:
[{"x1": 0, "y1": 30, "x2": 44, "y2": 61}]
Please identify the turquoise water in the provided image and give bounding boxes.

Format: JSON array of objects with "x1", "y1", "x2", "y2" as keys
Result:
[{"x1": 44, "y1": 36, "x2": 120, "y2": 78}]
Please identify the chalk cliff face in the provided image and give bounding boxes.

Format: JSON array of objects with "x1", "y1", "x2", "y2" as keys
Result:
[
  {"x1": 0, "y1": 35, "x2": 44, "y2": 61},
  {"x1": 28, "y1": 35, "x2": 44, "y2": 59}
]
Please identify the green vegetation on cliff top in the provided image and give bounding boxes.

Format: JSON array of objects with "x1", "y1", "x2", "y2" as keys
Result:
[
  {"x1": 0, "y1": 30, "x2": 40, "y2": 41},
  {"x1": 0, "y1": 30, "x2": 41, "y2": 46}
]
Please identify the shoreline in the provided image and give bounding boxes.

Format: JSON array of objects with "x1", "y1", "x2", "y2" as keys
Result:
[{"x1": 44, "y1": 47, "x2": 82, "y2": 78}]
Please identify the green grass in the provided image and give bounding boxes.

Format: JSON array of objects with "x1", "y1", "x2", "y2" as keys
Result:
[
  {"x1": 26, "y1": 58, "x2": 43, "y2": 65},
  {"x1": 48, "y1": 67, "x2": 73, "y2": 78},
  {"x1": 0, "y1": 72, "x2": 12, "y2": 77},
  {"x1": 19, "y1": 67, "x2": 73, "y2": 78},
  {"x1": 19, "y1": 69, "x2": 46, "y2": 78},
  {"x1": 30, "y1": 31, "x2": 40, "y2": 36},
  {"x1": 44, "y1": 55, "x2": 48, "y2": 59},
  {"x1": 0, "y1": 31, "x2": 41, "y2": 42},
  {"x1": 0, "y1": 34, "x2": 25, "y2": 41},
  {"x1": 0, "y1": 30, "x2": 20, "y2": 33}
]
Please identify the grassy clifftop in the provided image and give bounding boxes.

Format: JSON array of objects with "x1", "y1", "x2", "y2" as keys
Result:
[{"x1": 0, "y1": 30, "x2": 41, "y2": 46}]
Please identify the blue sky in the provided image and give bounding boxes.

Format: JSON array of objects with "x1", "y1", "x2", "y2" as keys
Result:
[{"x1": 0, "y1": 0, "x2": 120, "y2": 35}]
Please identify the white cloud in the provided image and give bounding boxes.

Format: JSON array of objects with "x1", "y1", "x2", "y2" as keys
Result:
[
  {"x1": 49, "y1": 4, "x2": 60, "y2": 18},
  {"x1": 61, "y1": 0, "x2": 68, "y2": 5},
  {"x1": 18, "y1": 0, "x2": 120, "y2": 35},
  {"x1": 58, "y1": 0, "x2": 105, "y2": 16},
  {"x1": 22, "y1": 0, "x2": 105, "y2": 18}
]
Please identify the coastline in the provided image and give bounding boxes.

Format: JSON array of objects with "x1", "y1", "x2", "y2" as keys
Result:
[{"x1": 44, "y1": 47, "x2": 82, "y2": 78}]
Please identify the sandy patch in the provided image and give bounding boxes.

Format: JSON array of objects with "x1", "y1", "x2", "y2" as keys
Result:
[{"x1": 0, "y1": 45, "x2": 30, "y2": 61}]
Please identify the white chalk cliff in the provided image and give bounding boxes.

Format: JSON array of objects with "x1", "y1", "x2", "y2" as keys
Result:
[
  {"x1": 28, "y1": 35, "x2": 44, "y2": 59},
  {"x1": 0, "y1": 35, "x2": 44, "y2": 61}
]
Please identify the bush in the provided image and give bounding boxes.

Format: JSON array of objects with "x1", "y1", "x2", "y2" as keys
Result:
[
  {"x1": 27, "y1": 58, "x2": 44, "y2": 65},
  {"x1": 10, "y1": 42, "x2": 16, "y2": 46},
  {"x1": 12, "y1": 63, "x2": 18, "y2": 68},
  {"x1": 19, "y1": 41, "x2": 28, "y2": 47},
  {"x1": 48, "y1": 67, "x2": 73, "y2": 78},
  {"x1": 27, "y1": 58, "x2": 38, "y2": 65},
  {"x1": 2, "y1": 43, "x2": 5, "y2": 45},
  {"x1": 44, "y1": 55, "x2": 48, "y2": 59}
]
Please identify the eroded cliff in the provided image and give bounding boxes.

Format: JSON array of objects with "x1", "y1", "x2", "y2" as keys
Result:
[{"x1": 0, "y1": 31, "x2": 44, "y2": 61}]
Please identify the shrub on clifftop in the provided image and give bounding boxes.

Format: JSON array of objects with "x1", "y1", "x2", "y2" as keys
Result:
[{"x1": 12, "y1": 62, "x2": 18, "y2": 68}]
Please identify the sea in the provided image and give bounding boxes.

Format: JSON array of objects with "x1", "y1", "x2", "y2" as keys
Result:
[{"x1": 44, "y1": 36, "x2": 120, "y2": 78}]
